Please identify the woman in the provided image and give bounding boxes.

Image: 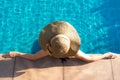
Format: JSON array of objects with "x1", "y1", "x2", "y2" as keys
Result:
[{"x1": 2, "y1": 21, "x2": 119, "y2": 62}]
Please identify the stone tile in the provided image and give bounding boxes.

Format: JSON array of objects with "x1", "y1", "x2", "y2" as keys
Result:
[
  {"x1": 0, "y1": 54, "x2": 15, "y2": 80},
  {"x1": 111, "y1": 57, "x2": 120, "y2": 80},
  {"x1": 13, "y1": 56, "x2": 63, "y2": 80},
  {"x1": 63, "y1": 59, "x2": 113, "y2": 80}
]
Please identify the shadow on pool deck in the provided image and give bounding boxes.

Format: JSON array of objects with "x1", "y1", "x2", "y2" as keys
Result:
[
  {"x1": 0, "y1": 55, "x2": 89, "y2": 78},
  {"x1": 1, "y1": 54, "x2": 120, "y2": 80}
]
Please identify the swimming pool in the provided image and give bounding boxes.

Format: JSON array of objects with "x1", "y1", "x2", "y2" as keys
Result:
[{"x1": 0, "y1": 0, "x2": 120, "y2": 54}]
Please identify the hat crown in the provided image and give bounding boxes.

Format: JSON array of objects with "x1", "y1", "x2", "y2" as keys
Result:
[{"x1": 49, "y1": 34, "x2": 70, "y2": 55}]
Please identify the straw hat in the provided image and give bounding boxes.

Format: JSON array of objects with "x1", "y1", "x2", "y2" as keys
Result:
[{"x1": 38, "y1": 21, "x2": 81, "y2": 58}]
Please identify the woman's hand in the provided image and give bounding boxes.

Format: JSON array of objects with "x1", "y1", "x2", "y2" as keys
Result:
[
  {"x1": 103, "y1": 52, "x2": 119, "y2": 59},
  {"x1": 2, "y1": 50, "x2": 49, "y2": 61},
  {"x1": 2, "y1": 51, "x2": 20, "y2": 58},
  {"x1": 75, "y1": 50, "x2": 119, "y2": 62}
]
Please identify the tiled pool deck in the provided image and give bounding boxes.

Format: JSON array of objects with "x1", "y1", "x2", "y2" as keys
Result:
[{"x1": 0, "y1": 54, "x2": 120, "y2": 80}]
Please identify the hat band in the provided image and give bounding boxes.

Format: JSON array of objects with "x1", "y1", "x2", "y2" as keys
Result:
[{"x1": 46, "y1": 43, "x2": 52, "y2": 56}]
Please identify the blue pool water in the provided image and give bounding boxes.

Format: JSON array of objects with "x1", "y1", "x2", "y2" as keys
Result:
[{"x1": 0, "y1": 0, "x2": 120, "y2": 54}]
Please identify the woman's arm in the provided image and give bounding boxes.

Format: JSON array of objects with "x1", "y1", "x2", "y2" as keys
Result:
[
  {"x1": 75, "y1": 50, "x2": 118, "y2": 62},
  {"x1": 2, "y1": 50, "x2": 49, "y2": 61}
]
